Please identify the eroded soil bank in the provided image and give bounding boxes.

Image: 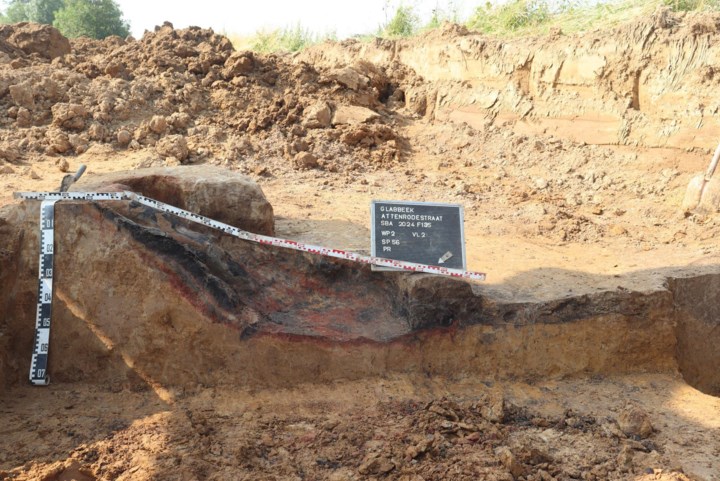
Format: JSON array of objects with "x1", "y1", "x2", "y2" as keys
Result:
[{"x1": 300, "y1": 9, "x2": 720, "y2": 151}]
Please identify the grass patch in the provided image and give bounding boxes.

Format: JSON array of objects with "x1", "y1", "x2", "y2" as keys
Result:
[
  {"x1": 466, "y1": 0, "x2": 720, "y2": 38},
  {"x1": 229, "y1": 24, "x2": 336, "y2": 53},
  {"x1": 227, "y1": 0, "x2": 720, "y2": 54}
]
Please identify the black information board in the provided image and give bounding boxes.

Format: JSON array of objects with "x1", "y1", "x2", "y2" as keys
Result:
[{"x1": 370, "y1": 200, "x2": 466, "y2": 271}]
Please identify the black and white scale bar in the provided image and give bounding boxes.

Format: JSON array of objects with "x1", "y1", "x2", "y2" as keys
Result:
[
  {"x1": 128, "y1": 193, "x2": 486, "y2": 279},
  {"x1": 29, "y1": 200, "x2": 57, "y2": 385},
  {"x1": 15, "y1": 192, "x2": 130, "y2": 201}
]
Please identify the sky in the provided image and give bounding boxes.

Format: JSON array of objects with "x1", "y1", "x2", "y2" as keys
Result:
[{"x1": 114, "y1": 0, "x2": 473, "y2": 39}]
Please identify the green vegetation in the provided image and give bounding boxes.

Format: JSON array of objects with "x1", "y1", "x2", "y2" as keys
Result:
[
  {"x1": 2, "y1": 0, "x2": 64, "y2": 24},
  {"x1": 381, "y1": 3, "x2": 420, "y2": 37},
  {"x1": 466, "y1": 0, "x2": 720, "y2": 38},
  {"x1": 662, "y1": 0, "x2": 720, "y2": 10},
  {"x1": 0, "y1": 0, "x2": 129, "y2": 39},
  {"x1": 229, "y1": 24, "x2": 336, "y2": 53},
  {"x1": 467, "y1": 0, "x2": 551, "y2": 33},
  {"x1": 53, "y1": 0, "x2": 129, "y2": 38},
  {"x1": 227, "y1": 0, "x2": 720, "y2": 53},
  {"x1": 4, "y1": 0, "x2": 716, "y2": 52},
  {"x1": 425, "y1": 0, "x2": 462, "y2": 30},
  {"x1": 376, "y1": 0, "x2": 720, "y2": 41}
]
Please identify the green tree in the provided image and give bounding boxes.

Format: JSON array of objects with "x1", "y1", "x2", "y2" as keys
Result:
[
  {"x1": 4, "y1": 0, "x2": 30, "y2": 22},
  {"x1": 27, "y1": 0, "x2": 63, "y2": 23},
  {"x1": 2, "y1": 0, "x2": 64, "y2": 24},
  {"x1": 53, "y1": 0, "x2": 129, "y2": 39}
]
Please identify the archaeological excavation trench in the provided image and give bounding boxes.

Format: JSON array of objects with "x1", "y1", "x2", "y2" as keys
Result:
[
  {"x1": 0, "y1": 168, "x2": 718, "y2": 397},
  {"x1": 5, "y1": 12, "x2": 720, "y2": 481}
]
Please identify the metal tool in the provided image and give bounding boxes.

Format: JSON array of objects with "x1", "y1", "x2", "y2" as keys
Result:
[
  {"x1": 58, "y1": 164, "x2": 87, "y2": 192},
  {"x1": 682, "y1": 142, "x2": 720, "y2": 213}
]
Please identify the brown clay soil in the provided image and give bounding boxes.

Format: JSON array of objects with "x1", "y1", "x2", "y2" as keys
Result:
[{"x1": 2, "y1": 10, "x2": 720, "y2": 481}]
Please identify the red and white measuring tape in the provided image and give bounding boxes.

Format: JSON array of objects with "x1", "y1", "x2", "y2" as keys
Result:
[{"x1": 16, "y1": 191, "x2": 487, "y2": 280}]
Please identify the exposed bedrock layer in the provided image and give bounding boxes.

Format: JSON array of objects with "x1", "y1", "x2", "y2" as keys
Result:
[{"x1": 299, "y1": 10, "x2": 720, "y2": 151}]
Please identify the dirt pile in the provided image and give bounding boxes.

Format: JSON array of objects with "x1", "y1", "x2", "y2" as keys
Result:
[
  {"x1": 0, "y1": 22, "x2": 70, "y2": 61},
  {"x1": 0, "y1": 22, "x2": 406, "y2": 174},
  {"x1": 0, "y1": 15, "x2": 715, "y2": 251}
]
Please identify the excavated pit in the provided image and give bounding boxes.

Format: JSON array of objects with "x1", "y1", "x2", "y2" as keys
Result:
[{"x1": 1, "y1": 197, "x2": 717, "y2": 396}]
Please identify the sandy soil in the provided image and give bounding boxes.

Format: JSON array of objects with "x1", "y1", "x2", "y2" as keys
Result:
[
  {"x1": 2, "y1": 373, "x2": 718, "y2": 481},
  {"x1": 2, "y1": 117, "x2": 719, "y2": 481},
  {"x1": 2, "y1": 13, "x2": 720, "y2": 481}
]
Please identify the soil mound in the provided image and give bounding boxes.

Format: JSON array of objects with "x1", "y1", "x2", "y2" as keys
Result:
[
  {"x1": 0, "y1": 22, "x2": 70, "y2": 60},
  {"x1": 69, "y1": 165, "x2": 276, "y2": 235},
  {"x1": 0, "y1": 21, "x2": 405, "y2": 175}
]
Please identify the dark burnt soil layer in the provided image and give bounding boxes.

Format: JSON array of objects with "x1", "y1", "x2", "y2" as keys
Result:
[{"x1": 0, "y1": 199, "x2": 717, "y2": 397}]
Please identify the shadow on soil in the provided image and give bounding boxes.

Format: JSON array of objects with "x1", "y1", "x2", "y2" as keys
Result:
[{"x1": 2, "y1": 209, "x2": 720, "y2": 479}]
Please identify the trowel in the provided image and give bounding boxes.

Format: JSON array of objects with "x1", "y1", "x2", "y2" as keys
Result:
[
  {"x1": 58, "y1": 164, "x2": 87, "y2": 192},
  {"x1": 682, "y1": 141, "x2": 720, "y2": 214}
]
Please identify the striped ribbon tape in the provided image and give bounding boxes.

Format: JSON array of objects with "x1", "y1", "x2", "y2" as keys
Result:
[{"x1": 15, "y1": 191, "x2": 487, "y2": 280}]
